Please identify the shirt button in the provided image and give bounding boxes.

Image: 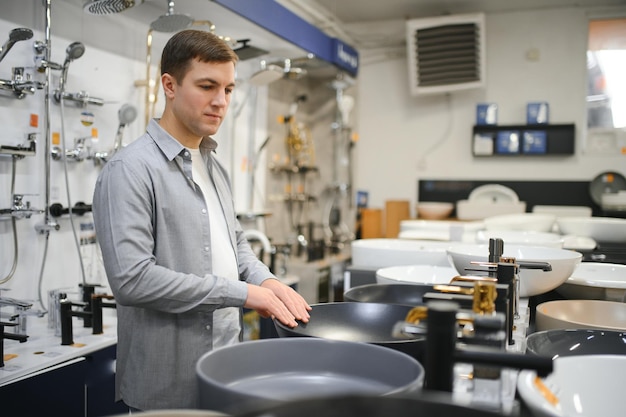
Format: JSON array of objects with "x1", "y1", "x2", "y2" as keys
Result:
[
  {"x1": 185, "y1": 151, "x2": 190, "y2": 157},
  {"x1": 204, "y1": 246, "x2": 210, "y2": 252},
  {"x1": 201, "y1": 209, "x2": 207, "y2": 214}
]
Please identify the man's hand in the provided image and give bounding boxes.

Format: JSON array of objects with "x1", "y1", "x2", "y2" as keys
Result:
[{"x1": 244, "y1": 279, "x2": 311, "y2": 328}]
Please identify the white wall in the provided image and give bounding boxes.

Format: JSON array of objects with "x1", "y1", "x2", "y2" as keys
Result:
[{"x1": 354, "y1": 7, "x2": 626, "y2": 213}]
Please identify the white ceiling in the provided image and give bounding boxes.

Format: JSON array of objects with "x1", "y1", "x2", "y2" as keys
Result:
[
  {"x1": 41, "y1": 0, "x2": 626, "y2": 72},
  {"x1": 284, "y1": 0, "x2": 626, "y2": 48},
  {"x1": 309, "y1": 0, "x2": 626, "y2": 23}
]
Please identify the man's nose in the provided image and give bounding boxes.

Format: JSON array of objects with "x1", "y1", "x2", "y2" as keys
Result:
[{"x1": 212, "y1": 91, "x2": 228, "y2": 107}]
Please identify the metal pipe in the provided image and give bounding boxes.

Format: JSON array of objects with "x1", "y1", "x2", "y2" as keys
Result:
[{"x1": 41, "y1": 0, "x2": 55, "y2": 233}]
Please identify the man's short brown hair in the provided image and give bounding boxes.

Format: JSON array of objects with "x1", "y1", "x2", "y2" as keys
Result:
[{"x1": 161, "y1": 29, "x2": 238, "y2": 82}]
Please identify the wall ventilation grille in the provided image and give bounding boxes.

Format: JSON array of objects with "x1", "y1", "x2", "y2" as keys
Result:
[{"x1": 406, "y1": 13, "x2": 486, "y2": 96}]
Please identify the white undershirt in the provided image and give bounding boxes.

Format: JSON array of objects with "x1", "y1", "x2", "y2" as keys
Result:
[{"x1": 189, "y1": 148, "x2": 240, "y2": 347}]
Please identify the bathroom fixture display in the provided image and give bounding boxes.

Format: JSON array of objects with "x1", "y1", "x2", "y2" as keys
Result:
[
  {"x1": 53, "y1": 90, "x2": 104, "y2": 107},
  {"x1": 0, "y1": 28, "x2": 33, "y2": 64},
  {"x1": 48, "y1": 202, "x2": 92, "y2": 218},
  {"x1": 93, "y1": 103, "x2": 138, "y2": 163},
  {"x1": 150, "y1": 0, "x2": 193, "y2": 32},
  {"x1": 0, "y1": 67, "x2": 45, "y2": 99},
  {"x1": 0, "y1": 133, "x2": 37, "y2": 157},
  {"x1": 0, "y1": 28, "x2": 44, "y2": 99},
  {"x1": 52, "y1": 41, "x2": 104, "y2": 107},
  {"x1": 83, "y1": 0, "x2": 140, "y2": 15},
  {"x1": 271, "y1": 94, "x2": 318, "y2": 257},
  {"x1": 0, "y1": 295, "x2": 45, "y2": 339},
  {"x1": 0, "y1": 134, "x2": 43, "y2": 286},
  {"x1": 233, "y1": 39, "x2": 269, "y2": 61},
  {"x1": 322, "y1": 74, "x2": 356, "y2": 252},
  {"x1": 113, "y1": 104, "x2": 137, "y2": 150},
  {"x1": 51, "y1": 136, "x2": 92, "y2": 162},
  {"x1": 0, "y1": 194, "x2": 44, "y2": 220},
  {"x1": 249, "y1": 60, "x2": 284, "y2": 87},
  {"x1": 58, "y1": 41, "x2": 84, "y2": 92}
]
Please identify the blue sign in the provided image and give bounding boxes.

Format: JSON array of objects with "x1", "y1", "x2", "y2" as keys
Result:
[
  {"x1": 332, "y1": 38, "x2": 359, "y2": 74},
  {"x1": 214, "y1": 0, "x2": 359, "y2": 77}
]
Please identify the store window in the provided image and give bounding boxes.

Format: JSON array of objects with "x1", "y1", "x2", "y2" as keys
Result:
[{"x1": 587, "y1": 18, "x2": 626, "y2": 129}]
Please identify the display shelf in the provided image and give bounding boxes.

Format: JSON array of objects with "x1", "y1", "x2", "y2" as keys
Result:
[{"x1": 472, "y1": 123, "x2": 575, "y2": 156}]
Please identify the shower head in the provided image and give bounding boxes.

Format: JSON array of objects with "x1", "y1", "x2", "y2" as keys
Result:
[
  {"x1": 118, "y1": 103, "x2": 138, "y2": 126},
  {"x1": 150, "y1": 0, "x2": 192, "y2": 32},
  {"x1": 65, "y1": 41, "x2": 86, "y2": 64},
  {"x1": 83, "y1": 0, "x2": 139, "y2": 15},
  {"x1": 0, "y1": 28, "x2": 34, "y2": 64},
  {"x1": 233, "y1": 39, "x2": 269, "y2": 61},
  {"x1": 112, "y1": 103, "x2": 138, "y2": 154},
  {"x1": 283, "y1": 59, "x2": 307, "y2": 80},
  {"x1": 59, "y1": 42, "x2": 86, "y2": 92},
  {"x1": 8, "y1": 27, "x2": 33, "y2": 42},
  {"x1": 249, "y1": 61, "x2": 284, "y2": 87}
]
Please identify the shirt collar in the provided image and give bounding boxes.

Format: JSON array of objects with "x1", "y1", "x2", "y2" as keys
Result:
[{"x1": 146, "y1": 118, "x2": 218, "y2": 161}]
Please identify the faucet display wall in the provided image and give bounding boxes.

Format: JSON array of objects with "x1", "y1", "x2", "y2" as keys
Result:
[{"x1": 0, "y1": 28, "x2": 44, "y2": 99}]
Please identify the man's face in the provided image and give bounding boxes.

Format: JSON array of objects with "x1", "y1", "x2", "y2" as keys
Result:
[{"x1": 167, "y1": 58, "x2": 236, "y2": 138}]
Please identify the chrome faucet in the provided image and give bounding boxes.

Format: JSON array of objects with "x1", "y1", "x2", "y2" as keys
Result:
[
  {"x1": 0, "y1": 132, "x2": 37, "y2": 157},
  {"x1": 0, "y1": 67, "x2": 45, "y2": 99},
  {"x1": 0, "y1": 194, "x2": 44, "y2": 219},
  {"x1": 0, "y1": 295, "x2": 43, "y2": 337},
  {"x1": 51, "y1": 136, "x2": 92, "y2": 162}
]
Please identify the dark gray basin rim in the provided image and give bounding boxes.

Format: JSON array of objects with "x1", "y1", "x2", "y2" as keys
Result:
[
  {"x1": 343, "y1": 283, "x2": 431, "y2": 306},
  {"x1": 234, "y1": 394, "x2": 508, "y2": 417},
  {"x1": 273, "y1": 302, "x2": 427, "y2": 361},
  {"x1": 196, "y1": 338, "x2": 424, "y2": 415},
  {"x1": 526, "y1": 329, "x2": 626, "y2": 357}
]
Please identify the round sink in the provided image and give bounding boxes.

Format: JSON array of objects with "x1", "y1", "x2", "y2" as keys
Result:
[
  {"x1": 447, "y1": 244, "x2": 582, "y2": 297},
  {"x1": 351, "y1": 239, "x2": 457, "y2": 268},
  {"x1": 535, "y1": 299, "x2": 626, "y2": 332},
  {"x1": 196, "y1": 338, "x2": 424, "y2": 415},
  {"x1": 526, "y1": 329, "x2": 626, "y2": 359},
  {"x1": 518, "y1": 355, "x2": 625, "y2": 417},
  {"x1": 375, "y1": 265, "x2": 458, "y2": 285},
  {"x1": 556, "y1": 262, "x2": 626, "y2": 302}
]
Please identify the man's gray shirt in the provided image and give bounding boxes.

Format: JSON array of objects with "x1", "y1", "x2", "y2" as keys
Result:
[{"x1": 93, "y1": 119, "x2": 275, "y2": 410}]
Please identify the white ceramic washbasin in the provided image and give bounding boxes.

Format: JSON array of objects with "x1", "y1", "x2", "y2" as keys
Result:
[
  {"x1": 456, "y1": 201, "x2": 527, "y2": 221},
  {"x1": 475, "y1": 230, "x2": 564, "y2": 249},
  {"x1": 483, "y1": 213, "x2": 556, "y2": 233},
  {"x1": 517, "y1": 355, "x2": 625, "y2": 417},
  {"x1": 446, "y1": 244, "x2": 582, "y2": 297},
  {"x1": 535, "y1": 299, "x2": 626, "y2": 332},
  {"x1": 556, "y1": 262, "x2": 626, "y2": 302},
  {"x1": 556, "y1": 216, "x2": 626, "y2": 243},
  {"x1": 351, "y1": 239, "x2": 457, "y2": 268},
  {"x1": 456, "y1": 184, "x2": 526, "y2": 220},
  {"x1": 415, "y1": 202, "x2": 454, "y2": 220},
  {"x1": 399, "y1": 220, "x2": 484, "y2": 242},
  {"x1": 375, "y1": 265, "x2": 459, "y2": 285}
]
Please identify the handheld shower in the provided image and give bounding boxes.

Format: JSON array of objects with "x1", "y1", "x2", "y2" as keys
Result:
[
  {"x1": 113, "y1": 103, "x2": 138, "y2": 153},
  {"x1": 59, "y1": 41, "x2": 85, "y2": 93},
  {"x1": 0, "y1": 28, "x2": 34, "y2": 64}
]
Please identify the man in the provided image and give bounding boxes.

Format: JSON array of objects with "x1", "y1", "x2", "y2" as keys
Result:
[{"x1": 93, "y1": 29, "x2": 311, "y2": 411}]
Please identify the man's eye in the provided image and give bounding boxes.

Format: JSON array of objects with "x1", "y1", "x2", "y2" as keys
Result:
[{"x1": 225, "y1": 88, "x2": 234, "y2": 95}]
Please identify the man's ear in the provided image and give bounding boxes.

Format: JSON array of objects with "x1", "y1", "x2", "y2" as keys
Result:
[{"x1": 161, "y1": 73, "x2": 176, "y2": 99}]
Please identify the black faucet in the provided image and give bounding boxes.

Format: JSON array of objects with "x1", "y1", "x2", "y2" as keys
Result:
[
  {"x1": 59, "y1": 293, "x2": 115, "y2": 346},
  {"x1": 1, "y1": 321, "x2": 28, "y2": 367},
  {"x1": 423, "y1": 300, "x2": 553, "y2": 393}
]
